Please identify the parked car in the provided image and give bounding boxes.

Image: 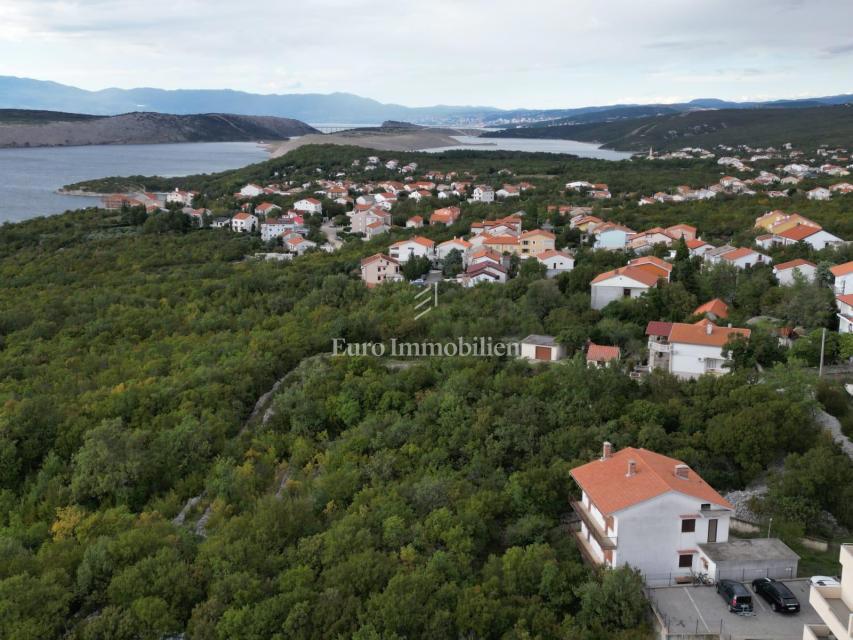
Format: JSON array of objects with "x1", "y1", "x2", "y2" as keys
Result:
[
  {"x1": 716, "y1": 579, "x2": 754, "y2": 613},
  {"x1": 752, "y1": 578, "x2": 800, "y2": 613},
  {"x1": 810, "y1": 575, "x2": 841, "y2": 587},
  {"x1": 410, "y1": 278, "x2": 426, "y2": 286}
]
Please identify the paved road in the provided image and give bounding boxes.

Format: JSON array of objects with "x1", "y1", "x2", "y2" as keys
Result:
[{"x1": 320, "y1": 222, "x2": 343, "y2": 249}]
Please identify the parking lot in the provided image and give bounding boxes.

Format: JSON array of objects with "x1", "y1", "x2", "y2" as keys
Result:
[{"x1": 649, "y1": 579, "x2": 824, "y2": 640}]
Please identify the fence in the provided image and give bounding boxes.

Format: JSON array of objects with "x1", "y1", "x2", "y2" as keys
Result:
[
  {"x1": 646, "y1": 588, "x2": 732, "y2": 640},
  {"x1": 643, "y1": 564, "x2": 798, "y2": 588}
]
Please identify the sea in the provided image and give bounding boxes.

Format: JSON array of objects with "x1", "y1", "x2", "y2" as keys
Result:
[
  {"x1": 0, "y1": 142, "x2": 269, "y2": 223},
  {"x1": 0, "y1": 134, "x2": 630, "y2": 224}
]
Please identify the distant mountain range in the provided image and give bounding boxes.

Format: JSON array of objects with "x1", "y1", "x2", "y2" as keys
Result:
[
  {"x1": 0, "y1": 110, "x2": 317, "y2": 148},
  {"x1": 2, "y1": 75, "x2": 853, "y2": 126},
  {"x1": 490, "y1": 104, "x2": 853, "y2": 151}
]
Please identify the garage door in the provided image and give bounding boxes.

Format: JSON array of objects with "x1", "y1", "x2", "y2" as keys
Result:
[{"x1": 535, "y1": 346, "x2": 551, "y2": 360}]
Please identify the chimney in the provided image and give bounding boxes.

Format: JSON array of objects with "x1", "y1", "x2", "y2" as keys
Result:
[
  {"x1": 674, "y1": 464, "x2": 690, "y2": 480},
  {"x1": 705, "y1": 322, "x2": 713, "y2": 336},
  {"x1": 626, "y1": 459, "x2": 637, "y2": 477},
  {"x1": 602, "y1": 441, "x2": 613, "y2": 460}
]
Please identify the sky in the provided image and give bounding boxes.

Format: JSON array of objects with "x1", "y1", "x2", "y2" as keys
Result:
[{"x1": 1, "y1": 0, "x2": 853, "y2": 109}]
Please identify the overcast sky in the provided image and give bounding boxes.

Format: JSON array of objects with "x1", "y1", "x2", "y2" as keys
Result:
[{"x1": 2, "y1": 0, "x2": 852, "y2": 109}]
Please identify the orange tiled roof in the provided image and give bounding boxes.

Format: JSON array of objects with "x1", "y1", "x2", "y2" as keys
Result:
[
  {"x1": 693, "y1": 298, "x2": 729, "y2": 319},
  {"x1": 774, "y1": 258, "x2": 816, "y2": 271},
  {"x1": 586, "y1": 343, "x2": 620, "y2": 362},
  {"x1": 571, "y1": 447, "x2": 733, "y2": 515},
  {"x1": 591, "y1": 265, "x2": 661, "y2": 287},
  {"x1": 668, "y1": 319, "x2": 750, "y2": 347},
  {"x1": 831, "y1": 261, "x2": 853, "y2": 277}
]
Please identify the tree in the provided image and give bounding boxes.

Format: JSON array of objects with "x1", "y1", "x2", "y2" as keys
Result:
[
  {"x1": 575, "y1": 568, "x2": 647, "y2": 633},
  {"x1": 442, "y1": 249, "x2": 464, "y2": 277},
  {"x1": 402, "y1": 255, "x2": 431, "y2": 281}
]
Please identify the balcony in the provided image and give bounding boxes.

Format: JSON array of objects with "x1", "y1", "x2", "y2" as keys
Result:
[
  {"x1": 810, "y1": 584, "x2": 853, "y2": 640},
  {"x1": 570, "y1": 501, "x2": 617, "y2": 550},
  {"x1": 649, "y1": 341, "x2": 671, "y2": 353}
]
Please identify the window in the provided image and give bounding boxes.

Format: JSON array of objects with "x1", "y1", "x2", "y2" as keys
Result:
[
  {"x1": 681, "y1": 519, "x2": 696, "y2": 533},
  {"x1": 678, "y1": 554, "x2": 693, "y2": 568},
  {"x1": 623, "y1": 288, "x2": 632, "y2": 298}
]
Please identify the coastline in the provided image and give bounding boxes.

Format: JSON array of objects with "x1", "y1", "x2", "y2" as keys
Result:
[{"x1": 268, "y1": 128, "x2": 484, "y2": 157}]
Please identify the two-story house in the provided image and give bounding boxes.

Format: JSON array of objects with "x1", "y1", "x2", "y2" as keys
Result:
[
  {"x1": 832, "y1": 262, "x2": 853, "y2": 295},
  {"x1": 388, "y1": 236, "x2": 435, "y2": 263},
  {"x1": 570, "y1": 443, "x2": 734, "y2": 583},
  {"x1": 645, "y1": 319, "x2": 750, "y2": 379},
  {"x1": 360, "y1": 253, "x2": 402, "y2": 288}
]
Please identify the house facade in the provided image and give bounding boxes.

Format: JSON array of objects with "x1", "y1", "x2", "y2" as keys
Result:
[
  {"x1": 231, "y1": 212, "x2": 258, "y2": 233},
  {"x1": 388, "y1": 237, "x2": 435, "y2": 263},
  {"x1": 590, "y1": 266, "x2": 660, "y2": 310},
  {"x1": 646, "y1": 319, "x2": 750, "y2": 379},
  {"x1": 360, "y1": 253, "x2": 402, "y2": 288},
  {"x1": 536, "y1": 250, "x2": 575, "y2": 278},
  {"x1": 570, "y1": 443, "x2": 734, "y2": 583},
  {"x1": 294, "y1": 198, "x2": 323, "y2": 214},
  {"x1": 774, "y1": 259, "x2": 817, "y2": 285},
  {"x1": 520, "y1": 335, "x2": 566, "y2": 361},
  {"x1": 804, "y1": 544, "x2": 853, "y2": 640}
]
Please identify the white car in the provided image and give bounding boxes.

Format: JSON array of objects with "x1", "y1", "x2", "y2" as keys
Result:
[{"x1": 810, "y1": 576, "x2": 841, "y2": 587}]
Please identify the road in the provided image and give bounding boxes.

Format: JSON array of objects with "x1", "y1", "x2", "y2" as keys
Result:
[{"x1": 321, "y1": 222, "x2": 343, "y2": 249}]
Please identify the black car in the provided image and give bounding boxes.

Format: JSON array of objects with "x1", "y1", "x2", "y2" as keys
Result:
[
  {"x1": 716, "y1": 579, "x2": 754, "y2": 613},
  {"x1": 752, "y1": 578, "x2": 801, "y2": 613}
]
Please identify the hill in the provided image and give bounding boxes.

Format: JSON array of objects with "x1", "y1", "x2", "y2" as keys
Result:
[
  {"x1": 3, "y1": 75, "x2": 853, "y2": 127},
  {"x1": 0, "y1": 110, "x2": 318, "y2": 148},
  {"x1": 489, "y1": 104, "x2": 853, "y2": 151}
]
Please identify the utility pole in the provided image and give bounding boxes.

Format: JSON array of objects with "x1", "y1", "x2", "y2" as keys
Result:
[
  {"x1": 767, "y1": 517, "x2": 773, "y2": 538},
  {"x1": 819, "y1": 328, "x2": 827, "y2": 377}
]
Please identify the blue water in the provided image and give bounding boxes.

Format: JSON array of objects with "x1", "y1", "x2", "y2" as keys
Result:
[{"x1": 0, "y1": 142, "x2": 269, "y2": 223}]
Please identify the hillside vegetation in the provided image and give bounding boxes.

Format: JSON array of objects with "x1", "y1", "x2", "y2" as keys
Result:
[
  {"x1": 0, "y1": 110, "x2": 318, "y2": 148},
  {"x1": 491, "y1": 104, "x2": 853, "y2": 151}
]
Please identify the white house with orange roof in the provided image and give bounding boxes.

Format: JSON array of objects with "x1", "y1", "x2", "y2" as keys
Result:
[
  {"x1": 239, "y1": 183, "x2": 264, "y2": 198},
  {"x1": 666, "y1": 224, "x2": 698, "y2": 241},
  {"x1": 294, "y1": 197, "x2": 323, "y2": 214},
  {"x1": 406, "y1": 215, "x2": 424, "y2": 228},
  {"x1": 436, "y1": 237, "x2": 472, "y2": 263},
  {"x1": 590, "y1": 265, "x2": 662, "y2": 310},
  {"x1": 832, "y1": 262, "x2": 853, "y2": 295},
  {"x1": 647, "y1": 319, "x2": 750, "y2": 379},
  {"x1": 627, "y1": 256, "x2": 673, "y2": 281},
  {"x1": 719, "y1": 247, "x2": 771, "y2": 269},
  {"x1": 774, "y1": 225, "x2": 843, "y2": 251},
  {"x1": 284, "y1": 234, "x2": 316, "y2": 255},
  {"x1": 774, "y1": 259, "x2": 817, "y2": 285},
  {"x1": 388, "y1": 236, "x2": 435, "y2": 263},
  {"x1": 231, "y1": 212, "x2": 258, "y2": 233},
  {"x1": 570, "y1": 442, "x2": 734, "y2": 582},
  {"x1": 429, "y1": 206, "x2": 461, "y2": 226},
  {"x1": 536, "y1": 250, "x2": 575, "y2": 277},
  {"x1": 686, "y1": 239, "x2": 714, "y2": 258},
  {"x1": 468, "y1": 248, "x2": 503, "y2": 268}
]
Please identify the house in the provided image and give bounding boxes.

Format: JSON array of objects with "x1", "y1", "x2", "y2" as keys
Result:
[
  {"x1": 471, "y1": 186, "x2": 495, "y2": 203},
  {"x1": 239, "y1": 183, "x2": 264, "y2": 198},
  {"x1": 520, "y1": 335, "x2": 566, "y2": 361},
  {"x1": 627, "y1": 256, "x2": 673, "y2": 281},
  {"x1": 719, "y1": 247, "x2": 771, "y2": 269},
  {"x1": 586, "y1": 343, "x2": 620, "y2": 367},
  {"x1": 254, "y1": 202, "x2": 282, "y2": 218},
  {"x1": 350, "y1": 208, "x2": 390, "y2": 235},
  {"x1": 773, "y1": 259, "x2": 817, "y2": 285},
  {"x1": 468, "y1": 248, "x2": 503, "y2": 268},
  {"x1": 775, "y1": 225, "x2": 843, "y2": 251},
  {"x1": 519, "y1": 229, "x2": 556, "y2": 255},
  {"x1": 807, "y1": 187, "x2": 832, "y2": 201},
  {"x1": 666, "y1": 224, "x2": 698, "y2": 241},
  {"x1": 693, "y1": 298, "x2": 728, "y2": 321},
  {"x1": 231, "y1": 212, "x2": 258, "y2": 233},
  {"x1": 482, "y1": 235, "x2": 521, "y2": 255},
  {"x1": 681, "y1": 240, "x2": 711, "y2": 260},
  {"x1": 364, "y1": 220, "x2": 390, "y2": 239},
  {"x1": 470, "y1": 216, "x2": 523, "y2": 237},
  {"x1": 837, "y1": 295, "x2": 853, "y2": 334},
  {"x1": 536, "y1": 250, "x2": 575, "y2": 278},
  {"x1": 832, "y1": 262, "x2": 853, "y2": 295},
  {"x1": 360, "y1": 253, "x2": 402, "y2": 288},
  {"x1": 496, "y1": 185, "x2": 520, "y2": 198},
  {"x1": 165, "y1": 188, "x2": 197, "y2": 206},
  {"x1": 388, "y1": 236, "x2": 435, "y2": 263},
  {"x1": 646, "y1": 319, "x2": 750, "y2": 379},
  {"x1": 261, "y1": 217, "x2": 296, "y2": 242},
  {"x1": 460, "y1": 262, "x2": 507, "y2": 287},
  {"x1": 629, "y1": 227, "x2": 674, "y2": 252},
  {"x1": 804, "y1": 544, "x2": 853, "y2": 640},
  {"x1": 570, "y1": 443, "x2": 734, "y2": 582},
  {"x1": 590, "y1": 266, "x2": 662, "y2": 310},
  {"x1": 429, "y1": 206, "x2": 461, "y2": 226},
  {"x1": 406, "y1": 215, "x2": 423, "y2": 228},
  {"x1": 283, "y1": 234, "x2": 316, "y2": 255},
  {"x1": 293, "y1": 197, "x2": 323, "y2": 214},
  {"x1": 593, "y1": 224, "x2": 634, "y2": 251},
  {"x1": 436, "y1": 237, "x2": 472, "y2": 262}
]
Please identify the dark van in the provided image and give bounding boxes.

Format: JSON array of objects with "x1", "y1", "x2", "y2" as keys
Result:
[
  {"x1": 752, "y1": 578, "x2": 800, "y2": 613},
  {"x1": 716, "y1": 579, "x2": 754, "y2": 613}
]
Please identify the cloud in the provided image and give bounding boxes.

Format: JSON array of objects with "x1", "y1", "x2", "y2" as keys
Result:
[{"x1": 0, "y1": 0, "x2": 851, "y2": 108}]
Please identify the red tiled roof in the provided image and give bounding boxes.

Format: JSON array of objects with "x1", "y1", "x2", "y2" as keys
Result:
[
  {"x1": 646, "y1": 321, "x2": 673, "y2": 337},
  {"x1": 837, "y1": 294, "x2": 853, "y2": 307},
  {"x1": 360, "y1": 253, "x2": 398, "y2": 266},
  {"x1": 591, "y1": 266, "x2": 661, "y2": 287},
  {"x1": 668, "y1": 319, "x2": 750, "y2": 347},
  {"x1": 693, "y1": 298, "x2": 729, "y2": 319},
  {"x1": 571, "y1": 447, "x2": 733, "y2": 515},
  {"x1": 777, "y1": 224, "x2": 821, "y2": 242},
  {"x1": 586, "y1": 343, "x2": 620, "y2": 362},
  {"x1": 628, "y1": 256, "x2": 673, "y2": 273},
  {"x1": 774, "y1": 258, "x2": 816, "y2": 271},
  {"x1": 831, "y1": 261, "x2": 853, "y2": 277},
  {"x1": 721, "y1": 247, "x2": 760, "y2": 262}
]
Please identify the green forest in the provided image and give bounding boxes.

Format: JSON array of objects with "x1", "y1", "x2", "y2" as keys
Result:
[{"x1": 2, "y1": 146, "x2": 853, "y2": 639}]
